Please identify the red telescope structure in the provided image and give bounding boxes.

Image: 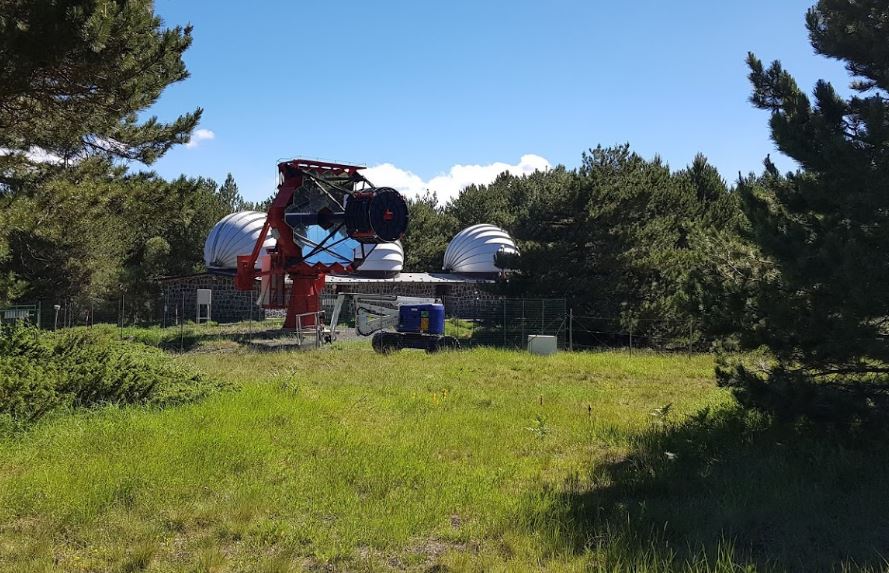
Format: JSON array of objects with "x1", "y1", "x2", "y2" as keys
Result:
[{"x1": 234, "y1": 159, "x2": 408, "y2": 329}]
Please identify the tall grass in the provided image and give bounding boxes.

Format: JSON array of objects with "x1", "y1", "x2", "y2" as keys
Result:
[{"x1": 0, "y1": 342, "x2": 885, "y2": 571}]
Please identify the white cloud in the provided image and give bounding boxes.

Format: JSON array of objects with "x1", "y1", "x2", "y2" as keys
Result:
[
  {"x1": 186, "y1": 128, "x2": 215, "y2": 149},
  {"x1": 23, "y1": 147, "x2": 62, "y2": 164},
  {"x1": 0, "y1": 146, "x2": 62, "y2": 164},
  {"x1": 363, "y1": 154, "x2": 551, "y2": 204}
]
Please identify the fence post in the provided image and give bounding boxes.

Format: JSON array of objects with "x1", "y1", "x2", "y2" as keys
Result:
[
  {"x1": 629, "y1": 328, "x2": 633, "y2": 354},
  {"x1": 521, "y1": 300, "x2": 525, "y2": 343},
  {"x1": 569, "y1": 308, "x2": 574, "y2": 351},
  {"x1": 503, "y1": 299, "x2": 507, "y2": 347},
  {"x1": 688, "y1": 319, "x2": 694, "y2": 358},
  {"x1": 179, "y1": 292, "x2": 185, "y2": 352},
  {"x1": 540, "y1": 300, "x2": 545, "y2": 335},
  {"x1": 296, "y1": 314, "x2": 302, "y2": 346}
]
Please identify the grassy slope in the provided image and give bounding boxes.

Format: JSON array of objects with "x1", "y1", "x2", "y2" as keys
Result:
[
  {"x1": 0, "y1": 346, "x2": 717, "y2": 571},
  {"x1": 0, "y1": 343, "x2": 886, "y2": 572}
]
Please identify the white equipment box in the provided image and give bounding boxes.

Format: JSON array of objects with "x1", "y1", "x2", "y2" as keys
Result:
[{"x1": 528, "y1": 335, "x2": 558, "y2": 356}]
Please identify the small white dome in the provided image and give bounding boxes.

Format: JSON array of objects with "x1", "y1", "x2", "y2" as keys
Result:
[
  {"x1": 443, "y1": 224, "x2": 518, "y2": 274},
  {"x1": 204, "y1": 211, "x2": 275, "y2": 269},
  {"x1": 355, "y1": 241, "x2": 403, "y2": 275}
]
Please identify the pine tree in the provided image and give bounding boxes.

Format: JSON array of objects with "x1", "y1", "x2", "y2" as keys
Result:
[
  {"x1": 0, "y1": 0, "x2": 201, "y2": 191},
  {"x1": 730, "y1": 0, "x2": 889, "y2": 425},
  {"x1": 0, "y1": 0, "x2": 202, "y2": 308},
  {"x1": 402, "y1": 192, "x2": 457, "y2": 272},
  {"x1": 217, "y1": 173, "x2": 248, "y2": 213}
]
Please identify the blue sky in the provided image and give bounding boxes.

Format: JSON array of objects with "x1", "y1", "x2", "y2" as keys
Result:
[{"x1": 147, "y1": 0, "x2": 852, "y2": 204}]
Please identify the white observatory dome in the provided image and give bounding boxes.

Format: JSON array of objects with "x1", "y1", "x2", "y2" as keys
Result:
[
  {"x1": 443, "y1": 224, "x2": 518, "y2": 274},
  {"x1": 204, "y1": 211, "x2": 275, "y2": 270},
  {"x1": 355, "y1": 241, "x2": 403, "y2": 276}
]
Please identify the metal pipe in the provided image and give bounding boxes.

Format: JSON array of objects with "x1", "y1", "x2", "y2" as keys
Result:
[{"x1": 569, "y1": 308, "x2": 574, "y2": 351}]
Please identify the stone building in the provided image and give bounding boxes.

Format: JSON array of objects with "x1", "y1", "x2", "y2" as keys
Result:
[
  {"x1": 158, "y1": 272, "x2": 264, "y2": 325},
  {"x1": 157, "y1": 271, "x2": 497, "y2": 324},
  {"x1": 156, "y1": 217, "x2": 519, "y2": 324},
  {"x1": 324, "y1": 272, "x2": 494, "y2": 300}
]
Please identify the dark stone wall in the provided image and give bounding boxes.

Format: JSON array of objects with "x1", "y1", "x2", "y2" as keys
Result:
[
  {"x1": 322, "y1": 281, "x2": 499, "y2": 302},
  {"x1": 157, "y1": 274, "x2": 500, "y2": 324},
  {"x1": 159, "y1": 274, "x2": 265, "y2": 324}
]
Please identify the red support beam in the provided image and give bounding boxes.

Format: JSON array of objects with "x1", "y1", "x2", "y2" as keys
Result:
[{"x1": 234, "y1": 159, "x2": 367, "y2": 331}]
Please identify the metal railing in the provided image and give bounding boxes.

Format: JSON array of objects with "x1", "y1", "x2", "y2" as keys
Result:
[
  {"x1": 0, "y1": 304, "x2": 41, "y2": 327},
  {"x1": 291, "y1": 311, "x2": 324, "y2": 349}
]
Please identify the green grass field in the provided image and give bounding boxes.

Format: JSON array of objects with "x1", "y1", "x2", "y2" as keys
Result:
[{"x1": 1, "y1": 339, "x2": 887, "y2": 572}]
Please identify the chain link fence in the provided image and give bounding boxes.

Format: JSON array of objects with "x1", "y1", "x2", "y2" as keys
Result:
[
  {"x1": 442, "y1": 296, "x2": 568, "y2": 349},
  {"x1": 567, "y1": 314, "x2": 710, "y2": 353},
  {"x1": 7, "y1": 293, "x2": 712, "y2": 354},
  {"x1": 439, "y1": 298, "x2": 711, "y2": 353}
]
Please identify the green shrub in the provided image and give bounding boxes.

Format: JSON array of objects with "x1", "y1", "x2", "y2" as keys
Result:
[
  {"x1": 0, "y1": 324, "x2": 228, "y2": 427},
  {"x1": 0, "y1": 355, "x2": 62, "y2": 422}
]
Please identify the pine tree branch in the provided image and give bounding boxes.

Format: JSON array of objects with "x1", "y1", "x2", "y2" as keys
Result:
[{"x1": 809, "y1": 366, "x2": 889, "y2": 378}]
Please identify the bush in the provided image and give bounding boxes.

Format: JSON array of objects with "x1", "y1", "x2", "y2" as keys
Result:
[{"x1": 0, "y1": 324, "x2": 227, "y2": 427}]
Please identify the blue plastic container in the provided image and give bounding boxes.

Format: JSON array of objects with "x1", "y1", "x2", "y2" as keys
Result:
[{"x1": 397, "y1": 303, "x2": 445, "y2": 335}]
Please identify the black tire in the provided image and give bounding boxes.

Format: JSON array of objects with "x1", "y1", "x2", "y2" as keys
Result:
[
  {"x1": 427, "y1": 335, "x2": 460, "y2": 353},
  {"x1": 373, "y1": 332, "x2": 397, "y2": 354},
  {"x1": 372, "y1": 332, "x2": 387, "y2": 354},
  {"x1": 437, "y1": 336, "x2": 460, "y2": 352}
]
